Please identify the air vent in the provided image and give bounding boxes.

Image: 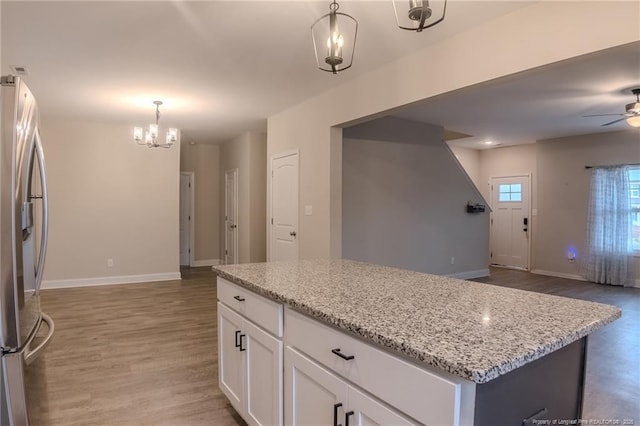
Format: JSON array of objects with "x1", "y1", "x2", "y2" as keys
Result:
[{"x1": 11, "y1": 66, "x2": 29, "y2": 76}]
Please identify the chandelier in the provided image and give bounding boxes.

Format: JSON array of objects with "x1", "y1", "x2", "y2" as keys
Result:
[
  {"x1": 392, "y1": 0, "x2": 447, "y2": 32},
  {"x1": 134, "y1": 101, "x2": 178, "y2": 148},
  {"x1": 311, "y1": 0, "x2": 358, "y2": 74}
]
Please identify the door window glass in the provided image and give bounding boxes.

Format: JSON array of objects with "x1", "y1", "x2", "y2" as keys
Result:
[{"x1": 498, "y1": 184, "x2": 522, "y2": 202}]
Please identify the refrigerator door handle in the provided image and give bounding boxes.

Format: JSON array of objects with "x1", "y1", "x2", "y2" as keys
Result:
[
  {"x1": 24, "y1": 312, "x2": 54, "y2": 366},
  {"x1": 33, "y1": 129, "x2": 48, "y2": 294}
]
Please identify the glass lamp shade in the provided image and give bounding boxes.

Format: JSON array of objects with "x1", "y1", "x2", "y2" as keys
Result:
[
  {"x1": 626, "y1": 115, "x2": 640, "y2": 128},
  {"x1": 133, "y1": 127, "x2": 144, "y2": 142},
  {"x1": 392, "y1": 0, "x2": 447, "y2": 32},
  {"x1": 311, "y1": 5, "x2": 358, "y2": 74},
  {"x1": 149, "y1": 123, "x2": 159, "y2": 139},
  {"x1": 166, "y1": 128, "x2": 178, "y2": 145}
]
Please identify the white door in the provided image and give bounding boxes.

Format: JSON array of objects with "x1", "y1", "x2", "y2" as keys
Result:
[
  {"x1": 225, "y1": 169, "x2": 239, "y2": 265},
  {"x1": 347, "y1": 386, "x2": 417, "y2": 426},
  {"x1": 218, "y1": 303, "x2": 244, "y2": 414},
  {"x1": 244, "y1": 319, "x2": 283, "y2": 426},
  {"x1": 179, "y1": 173, "x2": 192, "y2": 266},
  {"x1": 490, "y1": 175, "x2": 530, "y2": 270},
  {"x1": 285, "y1": 347, "x2": 348, "y2": 426},
  {"x1": 271, "y1": 151, "x2": 299, "y2": 262}
]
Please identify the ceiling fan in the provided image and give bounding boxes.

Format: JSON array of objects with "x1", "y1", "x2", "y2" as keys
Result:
[{"x1": 583, "y1": 88, "x2": 640, "y2": 127}]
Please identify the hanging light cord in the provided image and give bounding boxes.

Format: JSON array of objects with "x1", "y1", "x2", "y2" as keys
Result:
[{"x1": 155, "y1": 103, "x2": 161, "y2": 125}]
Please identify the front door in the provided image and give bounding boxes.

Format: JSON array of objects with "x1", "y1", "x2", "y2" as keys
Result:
[
  {"x1": 490, "y1": 175, "x2": 530, "y2": 270},
  {"x1": 270, "y1": 151, "x2": 299, "y2": 261},
  {"x1": 225, "y1": 169, "x2": 238, "y2": 265}
]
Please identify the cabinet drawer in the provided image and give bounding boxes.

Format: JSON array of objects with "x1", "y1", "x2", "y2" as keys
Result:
[
  {"x1": 217, "y1": 277, "x2": 283, "y2": 337},
  {"x1": 285, "y1": 308, "x2": 464, "y2": 426}
]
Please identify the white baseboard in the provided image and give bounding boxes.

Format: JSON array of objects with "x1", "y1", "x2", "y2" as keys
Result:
[
  {"x1": 532, "y1": 269, "x2": 640, "y2": 288},
  {"x1": 42, "y1": 272, "x2": 182, "y2": 290},
  {"x1": 447, "y1": 269, "x2": 490, "y2": 280},
  {"x1": 530, "y1": 269, "x2": 587, "y2": 282},
  {"x1": 191, "y1": 259, "x2": 222, "y2": 267}
]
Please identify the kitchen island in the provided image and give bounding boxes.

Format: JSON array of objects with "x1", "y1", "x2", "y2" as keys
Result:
[{"x1": 213, "y1": 259, "x2": 620, "y2": 426}]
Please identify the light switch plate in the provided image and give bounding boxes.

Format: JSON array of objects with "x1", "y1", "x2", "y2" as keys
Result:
[{"x1": 304, "y1": 205, "x2": 313, "y2": 216}]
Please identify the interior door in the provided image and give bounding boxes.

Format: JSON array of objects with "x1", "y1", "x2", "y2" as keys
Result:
[
  {"x1": 270, "y1": 151, "x2": 298, "y2": 262},
  {"x1": 225, "y1": 169, "x2": 238, "y2": 265},
  {"x1": 179, "y1": 173, "x2": 192, "y2": 266},
  {"x1": 490, "y1": 175, "x2": 530, "y2": 270},
  {"x1": 285, "y1": 346, "x2": 348, "y2": 426}
]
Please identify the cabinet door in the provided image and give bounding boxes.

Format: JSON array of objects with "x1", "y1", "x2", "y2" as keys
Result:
[
  {"x1": 346, "y1": 386, "x2": 418, "y2": 426},
  {"x1": 218, "y1": 302, "x2": 244, "y2": 414},
  {"x1": 244, "y1": 319, "x2": 283, "y2": 426},
  {"x1": 285, "y1": 347, "x2": 348, "y2": 426}
]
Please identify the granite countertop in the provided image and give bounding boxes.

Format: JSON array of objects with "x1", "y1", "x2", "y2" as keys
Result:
[{"x1": 212, "y1": 259, "x2": 621, "y2": 384}]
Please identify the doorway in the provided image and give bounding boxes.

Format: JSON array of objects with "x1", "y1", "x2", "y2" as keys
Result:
[
  {"x1": 179, "y1": 172, "x2": 194, "y2": 266},
  {"x1": 270, "y1": 150, "x2": 299, "y2": 261},
  {"x1": 490, "y1": 175, "x2": 531, "y2": 270},
  {"x1": 224, "y1": 168, "x2": 238, "y2": 265}
]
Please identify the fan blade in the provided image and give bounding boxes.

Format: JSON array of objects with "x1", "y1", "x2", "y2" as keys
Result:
[
  {"x1": 583, "y1": 113, "x2": 625, "y2": 117},
  {"x1": 601, "y1": 117, "x2": 628, "y2": 126}
]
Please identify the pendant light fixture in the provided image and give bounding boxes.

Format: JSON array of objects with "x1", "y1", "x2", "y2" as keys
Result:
[
  {"x1": 392, "y1": 0, "x2": 447, "y2": 32},
  {"x1": 311, "y1": 0, "x2": 358, "y2": 74},
  {"x1": 134, "y1": 101, "x2": 178, "y2": 148}
]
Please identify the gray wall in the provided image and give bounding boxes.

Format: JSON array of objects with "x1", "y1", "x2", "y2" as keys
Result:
[
  {"x1": 220, "y1": 131, "x2": 267, "y2": 264},
  {"x1": 535, "y1": 130, "x2": 640, "y2": 278},
  {"x1": 180, "y1": 140, "x2": 221, "y2": 263},
  {"x1": 342, "y1": 117, "x2": 490, "y2": 277}
]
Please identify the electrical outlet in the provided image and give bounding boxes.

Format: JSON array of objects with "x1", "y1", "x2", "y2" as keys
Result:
[
  {"x1": 107, "y1": 258, "x2": 114, "y2": 268},
  {"x1": 450, "y1": 257, "x2": 455, "y2": 265}
]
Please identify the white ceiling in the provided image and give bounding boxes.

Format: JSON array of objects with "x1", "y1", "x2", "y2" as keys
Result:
[
  {"x1": 393, "y1": 41, "x2": 640, "y2": 149},
  {"x1": 2, "y1": 1, "x2": 638, "y2": 147},
  {"x1": 1, "y1": 0, "x2": 532, "y2": 144}
]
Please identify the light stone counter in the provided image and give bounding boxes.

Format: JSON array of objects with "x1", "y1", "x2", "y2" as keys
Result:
[{"x1": 213, "y1": 259, "x2": 620, "y2": 384}]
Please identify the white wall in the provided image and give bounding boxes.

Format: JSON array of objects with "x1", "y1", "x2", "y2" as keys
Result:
[
  {"x1": 220, "y1": 131, "x2": 267, "y2": 264},
  {"x1": 343, "y1": 117, "x2": 489, "y2": 277},
  {"x1": 180, "y1": 140, "x2": 221, "y2": 264},
  {"x1": 40, "y1": 118, "x2": 181, "y2": 287},
  {"x1": 267, "y1": 1, "x2": 640, "y2": 261}
]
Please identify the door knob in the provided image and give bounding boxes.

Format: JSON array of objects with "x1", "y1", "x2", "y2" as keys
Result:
[
  {"x1": 290, "y1": 231, "x2": 297, "y2": 237},
  {"x1": 230, "y1": 224, "x2": 237, "y2": 229}
]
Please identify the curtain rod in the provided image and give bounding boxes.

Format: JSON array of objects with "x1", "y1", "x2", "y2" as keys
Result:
[{"x1": 585, "y1": 163, "x2": 640, "y2": 169}]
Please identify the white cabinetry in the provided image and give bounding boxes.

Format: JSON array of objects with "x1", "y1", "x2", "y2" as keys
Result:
[
  {"x1": 217, "y1": 278, "x2": 284, "y2": 426},
  {"x1": 284, "y1": 308, "x2": 474, "y2": 426},
  {"x1": 285, "y1": 346, "x2": 416, "y2": 426}
]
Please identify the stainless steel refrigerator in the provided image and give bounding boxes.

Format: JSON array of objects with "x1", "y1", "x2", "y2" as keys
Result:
[{"x1": 1, "y1": 75, "x2": 55, "y2": 425}]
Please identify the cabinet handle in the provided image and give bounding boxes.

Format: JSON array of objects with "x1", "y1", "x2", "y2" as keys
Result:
[
  {"x1": 233, "y1": 295, "x2": 245, "y2": 302},
  {"x1": 331, "y1": 348, "x2": 355, "y2": 361},
  {"x1": 333, "y1": 403, "x2": 343, "y2": 426},
  {"x1": 239, "y1": 334, "x2": 246, "y2": 352},
  {"x1": 345, "y1": 411, "x2": 354, "y2": 426},
  {"x1": 235, "y1": 330, "x2": 242, "y2": 348}
]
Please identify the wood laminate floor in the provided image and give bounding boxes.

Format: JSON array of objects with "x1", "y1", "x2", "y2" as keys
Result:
[
  {"x1": 26, "y1": 267, "x2": 638, "y2": 425},
  {"x1": 26, "y1": 267, "x2": 245, "y2": 426}
]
